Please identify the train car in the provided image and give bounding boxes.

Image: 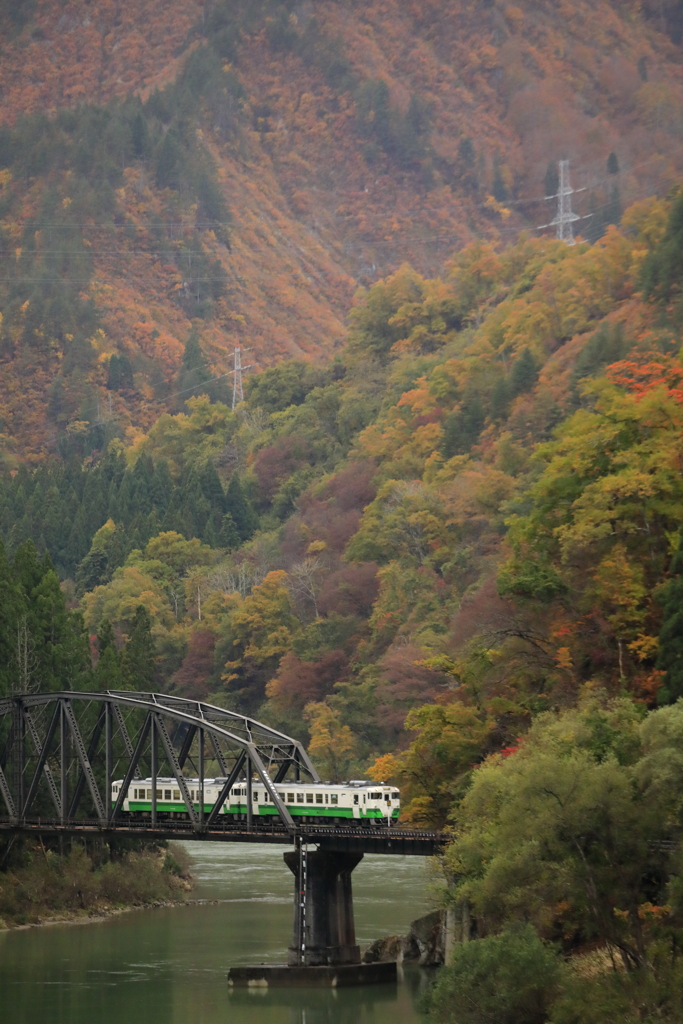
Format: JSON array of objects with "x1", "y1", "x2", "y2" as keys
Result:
[{"x1": 111, "y1": 777, "x2": 400, "y2": 824}]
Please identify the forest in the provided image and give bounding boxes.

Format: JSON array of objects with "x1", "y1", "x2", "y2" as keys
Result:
[{"x1": 3, "y1": 181, "x2": 683, "y2": 1016}]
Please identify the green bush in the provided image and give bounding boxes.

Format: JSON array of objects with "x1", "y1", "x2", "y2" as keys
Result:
[{"x1": 425, "y1": 925, "x2": 563, "y2": 1024}]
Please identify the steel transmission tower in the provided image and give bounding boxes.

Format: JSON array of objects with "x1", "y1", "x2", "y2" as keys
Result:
[
  {"x1": 230, "y1": 346, "x2": 252, "y2": 410},
  {"x1": 550, "y1": 160, "x2": 580, "y2": 244}
]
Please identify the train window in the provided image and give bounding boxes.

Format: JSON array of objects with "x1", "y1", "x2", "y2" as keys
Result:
[
  {"x1": 287, "y1": 793, "x2": 295, "y2": 803},
  {"x1": 392, "y1": 791, "x2": 400, "y2": 799},
  {"x1": 264, "y1": 792, "x2": 269, "y2": 801},
  {"x1": 164, "y1": 790, "x2": 172, "y2": 800},
  {"x1": 156, "y1": 790, "x2": 162, "y2": 799},
  {"x1": 253, "y1": 791, "x2": 259, "y2": 801},
  {"x1": 306, "y1": 793, "x2": 314, "y2": 804},
  {"x1": 353, "y1": 794, "x2": 359, "y2": 805},
  {"x1": 316, "y1": 794, "x2": 323, "y2": 804},
  {"x1": 371, "y1": 792, "x2": 382, "y2": 800},
  {"x1": 363, "y1": 795, "x2": 366, "y2": 804},
  {"x1": 173, "y1": 790, "x2": 180, "y2": 800},
  {"x1": 147, "y1": 790, "x2": 153, "y2": 799},
  {"x1": 331, "y1": 795, "x2": 338, "y2": 805},
  {"x1": 325, "y1": 794, "x2": 328, "y2": 804},
  {"x1": 296, "y1": 794, "x2": 304, "y2": 803}
]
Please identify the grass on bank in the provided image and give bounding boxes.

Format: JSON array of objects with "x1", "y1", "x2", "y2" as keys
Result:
[{"x1": 0, "y1": 837, "x2": 192, "y2": 928}]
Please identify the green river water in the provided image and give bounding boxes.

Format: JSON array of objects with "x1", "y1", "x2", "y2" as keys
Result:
[{"x1": 0, "y1": 842, "x2": 435, "y2": 1024}]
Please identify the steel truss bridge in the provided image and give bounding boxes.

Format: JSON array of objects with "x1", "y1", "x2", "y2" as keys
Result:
[{"x1": 0, "y1": 692, "x2": 442, "y2": 857}]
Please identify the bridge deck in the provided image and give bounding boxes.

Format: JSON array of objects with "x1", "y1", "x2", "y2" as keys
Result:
[{"x1": 0, "y1": 818, "x2": 443, "y2": 856}]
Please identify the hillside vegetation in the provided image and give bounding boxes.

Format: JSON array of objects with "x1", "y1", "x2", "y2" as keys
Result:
[
  {"x1": 2, "y1": 0, "x2": 683, "y2": 459},
  {"x1": 1, "y1": 188, "x2": 682, "y2": 773},
  {"x1": 4, "y1": 4, "x2": 683, "y2": 1016}
]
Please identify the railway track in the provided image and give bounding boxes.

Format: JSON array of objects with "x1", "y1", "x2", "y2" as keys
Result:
[{"x1": 0, "y1": 816, "x2": 444, "y2": 855}]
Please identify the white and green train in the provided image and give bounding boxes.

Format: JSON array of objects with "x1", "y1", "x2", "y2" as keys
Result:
[{"x1": 111, "y1": 777, "x2": 400, "y2": 824}]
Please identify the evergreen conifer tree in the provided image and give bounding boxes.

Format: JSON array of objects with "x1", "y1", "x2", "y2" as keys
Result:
[
  {"x1": 95, "y1": 618, "x2": 123, "y2": 690},
  {"x1": 149, "y1": 459, "x2": 173, "y2": 515},
  {"x1": 65, "y1": 506, "x2": 91, "y2": 572},
  {"x1": 200, "y1": 462, "x2": 226, "y2": 513},
  {"x1": 75, "y1": 547, "x2": 109, "y2": 596},
  {"x1": 511, "y1": 348, "x2": 539, "y2": 396},
  {"x1": 225, "y1": 472, "x2": 258, "y2": 542},
  {"x1": 173, "y1": 329, "x2": 213, "y2": 411},
  {"x1": 131, "y1": 454, "x2": 155, "y2": 517},
  {"x1": 180, "y1": 467, "x2": 211, "y2": 539},
  {"x1": 131, "y1": 109, "x2": 150, "y2": 158},
  {"x1": 219, "y1": 512, "x2": 241, "y2": 549},
  {"x1": 13, "y1": 538, "x2": 45, "y2": 594},
  {"x1": 107, "y1": 354, "x2": 121, "y2": 391},
  {"x1": 122, "y1": 605, "x2": 156, "y2": 690}
]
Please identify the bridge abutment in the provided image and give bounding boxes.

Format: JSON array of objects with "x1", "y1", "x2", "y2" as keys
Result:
[{"x1": 284, "y1": 847, "x2": 362, "y2": 966}]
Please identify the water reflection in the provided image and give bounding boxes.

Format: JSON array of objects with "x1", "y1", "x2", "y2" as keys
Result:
[{"x1": 0, "y1": 841, "x2": 434, "y2": 1024}]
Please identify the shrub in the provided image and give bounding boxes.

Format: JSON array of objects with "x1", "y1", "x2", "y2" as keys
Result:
[{"x1": 425, "y1": 925, "x2": 563, "y2": 1024}]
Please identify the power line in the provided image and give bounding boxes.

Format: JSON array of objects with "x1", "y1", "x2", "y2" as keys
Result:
[{"x1": 66, "y1": 365, "x2": 240, "y2": 428}]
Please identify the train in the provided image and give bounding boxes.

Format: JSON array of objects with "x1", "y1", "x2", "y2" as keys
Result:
[{"x1": 111, "y1": 777, "x2": 400, "y2": 824}]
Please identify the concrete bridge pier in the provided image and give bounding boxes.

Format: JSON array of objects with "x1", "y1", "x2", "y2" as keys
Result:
[
  {"x1": 284, "y1": 848, "x2": 362, "y2": 966},
  {"x1": 228, "y1": 844, "x2": 397, "y2": 986}
]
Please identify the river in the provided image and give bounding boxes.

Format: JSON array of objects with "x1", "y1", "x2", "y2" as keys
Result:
[{"x1": 0, "y1": 841, "x2": 435, "y2": 1024}]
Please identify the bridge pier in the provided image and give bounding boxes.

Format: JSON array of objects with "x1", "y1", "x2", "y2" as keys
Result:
[
  {"x1": 228, "y1": 844, "x2": 397, "y2": 987},
  {"x1": 284, "y1": 847, "x2": 362, "y2": 966}
]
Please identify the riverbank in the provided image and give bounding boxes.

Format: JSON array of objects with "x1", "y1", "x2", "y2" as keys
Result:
[{"x1": 0, "y1": 837, "x2": 193, "y2": 930}]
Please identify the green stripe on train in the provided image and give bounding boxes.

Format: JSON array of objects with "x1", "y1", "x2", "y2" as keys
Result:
[{"x1": 118, "y1": 801, "x2": 394, "y2": 819}]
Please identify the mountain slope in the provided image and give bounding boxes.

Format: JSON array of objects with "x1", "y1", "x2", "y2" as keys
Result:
[{"x1": 1, "y1": 0, "x2": 683, "y2": 460}]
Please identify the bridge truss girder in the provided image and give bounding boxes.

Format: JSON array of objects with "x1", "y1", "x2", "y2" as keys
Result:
[{"x1": 0, "y1": 692, "x2": 319, "y2": 834}]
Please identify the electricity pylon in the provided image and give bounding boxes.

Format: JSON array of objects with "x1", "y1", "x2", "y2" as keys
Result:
[
  {"x1": 230, "y1": 346, "x2": 252, "y2": 410},
  {"x1": 538, "y1": 160, "x2": 583, "y2": 245},
  {"x1": 551, "y1": 160, "x2": 580, "y2": 243}
]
